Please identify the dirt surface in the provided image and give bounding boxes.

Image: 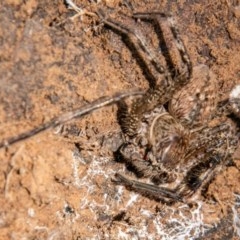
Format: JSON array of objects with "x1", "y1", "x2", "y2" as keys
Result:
[{"x1": 0, "y1": 0, "x2": 240, "y2": 239}]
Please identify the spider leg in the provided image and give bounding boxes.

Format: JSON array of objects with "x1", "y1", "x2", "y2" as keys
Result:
[
  {"x1": 118, "y1": 143, "x2": 174, "y2": 184},
  {"x1": 115, "y1": 153, "x2": 227, "y2": 202},
  {"x1": 186, "y1": 123, "x2": 233, "y2": 159},
  {"x1": 133, "y1": 12, "x2": 192, "y2": 82},
  {"x1": 114, "y1": 152, "x2": 216, "y2": 202},
  {"x1": 128, "y1": 13, "x2": 193, "y2": 135},
  {"x1": 177, "y1": 153, "x2": 229, "y2": 198},
  {"x1": 178, "y1": 119, "x2": 239, "y2": 198},
  {"x1": 0, "y1": 91, "x2": 143, "y2": 148},
  {"x1": 97, "y1": 9, "x2": 166, "y2": 86},
  {"x1": 114, "y1": 173, "x2": 183, "y2": 203}
]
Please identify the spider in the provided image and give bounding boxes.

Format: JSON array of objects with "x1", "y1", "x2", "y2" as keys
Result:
[
  {"x1": 0, "y1": 10, "x2": 239, "y2": 204},
  {"x1": 96, "y1": 11, "x2": 240, "y2": 203}
]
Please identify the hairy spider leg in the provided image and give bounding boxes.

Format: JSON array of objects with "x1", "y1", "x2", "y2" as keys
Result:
[
  {"x1": 0, "y1": 91, "x2": 143, "y2": 148},
  {"x1": 114, "y1": 173, "x2": 183, "y2": 203},
  {"x1": 133, "y1": 12, "x2": 192, "y2": 81},
  {"x1": 98, "y1": 10, "x2": 166, "y2": 85}
]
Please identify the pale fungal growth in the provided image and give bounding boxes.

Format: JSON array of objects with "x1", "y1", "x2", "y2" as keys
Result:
[
  {"x1": 125, "y1": 193, "x2": 139, "y2": 208},
  {"x1": 64, "y1": 0, "x2": 82, "y2": 12},
  {"x1": 150, "y1": 202, "x2": 212, "y2": 240},
  {"x1": 232, "y1": 193, "x2": 240, "y2": 237},
  {"x1": 230, "y1": 84, "x2": 240, "y2": 99},
  {"x1": 229, "y1": 84, "x2": 240, "y2": 118},
  {"x1": 64, "y1": 0, "x2": 98, "y2": 21},
  {"x1": 72, "y1": 151, "x2": 115, "y2": 192}
]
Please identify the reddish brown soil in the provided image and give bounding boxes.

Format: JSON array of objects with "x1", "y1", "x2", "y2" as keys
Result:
[{"x1": 0, "y1": 0, "x2": 240, "y2": 239}]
